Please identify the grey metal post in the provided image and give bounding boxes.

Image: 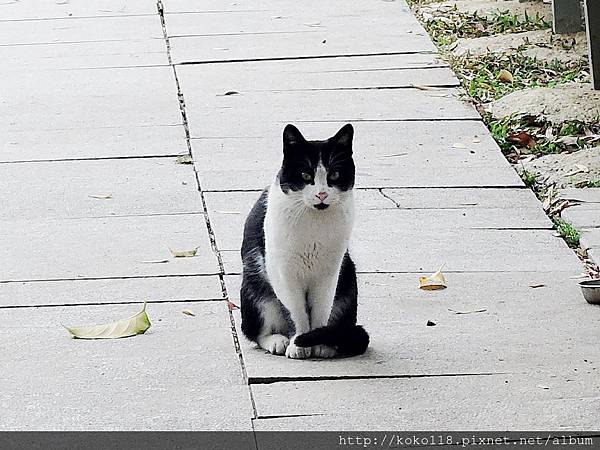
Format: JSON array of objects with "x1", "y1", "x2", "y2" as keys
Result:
[
  {"x1": 552, "y1": 0, "x2": 584, "y2": 33},
  {"x1": 585, "y1": 0, "x2": 599, "y2": 89}
]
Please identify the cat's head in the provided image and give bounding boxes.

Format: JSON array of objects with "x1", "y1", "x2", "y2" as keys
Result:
[{"x1": 277, "y1": 124, "x2": 355, "y2": 210}]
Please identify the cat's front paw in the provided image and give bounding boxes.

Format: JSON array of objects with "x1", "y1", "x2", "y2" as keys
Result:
[
  {"x1": 258, "y1": 334, "x2": 290, "y2": 355},
  {"x1": 312, "y1": 344, "x2": 337, "y2": 359},
  {"x1": 285, "y1": 341, "x2": 312, "y2": 359}
]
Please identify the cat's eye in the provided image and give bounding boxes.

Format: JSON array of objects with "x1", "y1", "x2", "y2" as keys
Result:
[
  {"x1": 301, "y1": 172, "x2": 313, "y2": 182},
  {"x1": 329, "y1": 171, "x2": 340, "y2": 181}
]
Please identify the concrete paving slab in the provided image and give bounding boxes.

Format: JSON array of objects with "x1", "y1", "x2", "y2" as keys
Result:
[
  {"x1": 0, "y1": 214, "x2": 219, "y2": 282},
  {"x1": 559, "y1": 188, "x2": 600, "y2": 204},
  {"x1": 0, "y1": 158, "x2": 202, "y2": 220},
  {"x1": 0, "y1": 276, "x2": 223, "y2": 308},
  {"x1": 2, "y1": 67, "x2": 181, "y2": 132},
  {"x1": 184, "y1": 90, "x2": 479, "y2": 138},
  {"x1": 562, "y1": 207, "x2": 600, "y2": 229},
  {"x1": 225, "y1": 271, "x2": 596, "y2": 381},
  {"x1": 162, "y1": 0, "x2": 411, "y2": 15},
  {"x1": 0, "y1": 301, "x2": 253, "y2": 431},
  {"x1": 0, "y1": 0, "x2": 156, "y2": 20},
  {"x1": 1, "y1": 125, "x2": 186, "y2": 162},
  {"x1": 166, "y1": 1, "x2": 434, "y2": 63},
  {"x1": 175, "y1": 55, "x2": 456, "y2": 94},
  {"x1": 192, "y1": 121, "x2": 523, "y2": 191},
  {"x1": 581, "y1": 228, "x2": 600, "y2": 251},
  {"x1": 383, "y1": 187, "x2": 542, "y2": 209},
  {"x1": 0, "y1": 275, "x2": 223, "y2": 308},
  {"x1": 251, "y1": 374, "x2": 600, "y2": 431},
  {"x1": 203, "y1": 190, "x2": 567, "y2": 274},
  {"x1": 0, "y1": 40, "x2": 168, "y2": 71},
  {"x1": 0, "y1": 15, "x2": 162, "y2": 46},
  {"x1": 165, "y1": 9, "x2": 424, "y2": 38}
]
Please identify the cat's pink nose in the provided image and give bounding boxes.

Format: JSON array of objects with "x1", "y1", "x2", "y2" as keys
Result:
[{"x1": 316, "y1": 192, "x2": 328, "y2": 202}]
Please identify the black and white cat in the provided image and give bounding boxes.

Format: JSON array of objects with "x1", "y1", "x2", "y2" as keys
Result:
[{"x1": 240, "y1": 123, "x2": 369, "y2": 359}]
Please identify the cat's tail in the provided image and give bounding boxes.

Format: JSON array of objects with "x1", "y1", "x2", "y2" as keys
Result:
[{"x1": 294, "y1": 325, "x2": 369, "y2": 356}]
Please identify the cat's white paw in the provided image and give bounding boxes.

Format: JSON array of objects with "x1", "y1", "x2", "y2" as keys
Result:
[
  {"x1": 285, "y1": 341, "x2": 312, "y2": 359},
  {"x1": 258, "y1": 334, "x2": 290, "y2": 355},
  {"x1": 312, "y1": 344, "x2": 337, "y2": 359}
]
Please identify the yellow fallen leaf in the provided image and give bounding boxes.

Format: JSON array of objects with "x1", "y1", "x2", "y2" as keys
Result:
[
  {"x1": 498, "y1": 69, "x2": 514, "y2": 83},
  {"x1": 65, "y1": 302, "x2": 150, "y2": 339},
  {"x1": 169, "y1": 246, "x2": 199, "y2": 258},
  {"x1": 182, "y1": 309, "x2": 195, "y2": 317},
  {"x1": 419, "y1": 266, "x2": 447, "y2": 290},
  {"x1": 88, "y1": 194, "x2": 112, "y2": 199},
  {"x1": 452, "y1": 142, "x2": 467, "y2": 149},
  {"x1": 176, "y1": 155, "x2": 193, "y2": 164}
]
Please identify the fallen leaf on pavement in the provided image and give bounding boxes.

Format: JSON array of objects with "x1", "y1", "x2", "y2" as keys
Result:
[
  {"x1": 452, "y1": 142, "x2": 467, "y2": 149},
  {"x1": 169, "y1": 247, "x2": 199, "y2": 258},
  {"x1": 214, "y1": 210, "x2": 241, "y2": 215},
  {"x1": 448, "y1": 308, "x2": 487, "y2": 315},
  {"x1": 138, "y1": 259, "x2": 170, "y2": 264},
  {"x1": 223, "y1": 91, "x2": 240, "y2": 96},
  {"x1": 537, "y1": 385, "x2": 550, "y2": 390},
  {"x1": 176, "y1": 155, "x2": 193, "y2": 164},
  {"x1": 228, "y1": 301, "x2": 239, "y2": 311},
  {"x1": 380, "y1": 152, "x2": 408, "y2": 158},
  {"x1": 426, "y1": 320, "x2": 436, "y2": 326},
  {"x1": 419, "y1": 266, "x2": 447, "y2": 290},
  {"x1": 182, "y1": 309, "x2": 195, "y2": 317},
  {"x1": 411, "y1": 84, "x2": 443, "y2": 91},
  {"x1": 88, "y1": 194, "x2": 112, "y2": 199},
  {"x1": 497, "y1": 69, "x2": 514, "y2": 83},
  {"x1": 529, "y1": 284, "x2": 546, "y2": 289},
  {"x1": 65, "y1": 302, "x2": 150, "y2": 339}
]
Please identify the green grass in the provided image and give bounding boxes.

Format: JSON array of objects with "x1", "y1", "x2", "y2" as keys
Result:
[
  {"x1": 520, "y1": 168, "x2": 538, "y2": 189},
  {"x1": 554, "y1": 218, "x2": 581, "y2": 247},
  {"x1": 452, "y1": 51, "x2": 589, "y2": 104},
  {"x1": 578, "y1": 180, "x2": 600, "y2": 188},
  {"x1": 414, "y1": 6, "x2": 550, "y2": 48}
]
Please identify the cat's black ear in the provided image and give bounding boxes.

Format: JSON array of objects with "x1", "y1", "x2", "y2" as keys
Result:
[
  {"x1": 331, "y1": 124, "x2": 354, "y2": 153},
  {"x1": 283, "y1": 124, "x2": 306, "y2": 151}
]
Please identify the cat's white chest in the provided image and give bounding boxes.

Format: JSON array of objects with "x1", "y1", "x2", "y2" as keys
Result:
[{"x1": 263, "y1": 185, "x2": 354, "y2": 282}]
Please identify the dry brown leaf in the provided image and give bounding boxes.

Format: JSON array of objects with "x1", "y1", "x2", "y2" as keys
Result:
[
  {"x1": 227, "y1": 301, "x2": 239, "y2": 311},
  {"x1": 497, "y1": 69, "x2": 514, "y2": 83},
  {"x1": 182, "y1": 309, "x2": 195, "y2": 317},
  {"x1": 169, "y1": 246, "x2": 199, "y2": 258},
  {"x1": 508, "y1": 131, "x2": 536, "y2": 149}
]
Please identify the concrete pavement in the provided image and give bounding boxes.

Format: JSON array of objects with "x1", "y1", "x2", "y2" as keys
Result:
[{"x1": 1, "y1": 0, "x2": 598, "y2": 438}]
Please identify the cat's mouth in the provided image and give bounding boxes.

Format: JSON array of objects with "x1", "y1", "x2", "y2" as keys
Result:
[{"x1": 313, "y1": 203, "x2": 329, "y2": 210}]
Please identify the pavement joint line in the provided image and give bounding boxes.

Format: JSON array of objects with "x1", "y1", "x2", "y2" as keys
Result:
[
  {"x1": 157, "y1": 0, "x2": 259, "y2": 418},
  {"x1": 53, "y1": 63, "x2": 172, "y2": 71},
  {"x1": 7, "y1": 123, "x2": 182, "y2": 133},
  {"x1": 0, "y1": 273, "x2": 221, "y2": 285},
  {"x1": 311, "y1": 65, "x2": 451, "y2": 73},
  {"x1": 0, "y1": 298, "x2": 226, "y2": 310},
  {"x1": 223, "y1": 269, "x2": 580, "y2": 276},
  {"x1": 254, "y1": 413, "x2": 326, "y2": 420},
  {"x1": 0, "y1": 37, "x2": 165, "y2": 48},
  {"x1": 31, "y1": 211, "x2": 207, "y2": 221},
  {"x1": 169, "y1": 30, "x2": 322, "y2": 38},
  {"x1": 237, "y1": 84, "x2": 461, "y2": 93},
  {"x1": 0, "y1": 154, "x2": 187, "y2": 165},
  {"x1": 203, "y1": 185, "x2": 527, "y2": 193},
  {"x1": 174, "y1": 50, "x2": 439, "y2": 66},
  {"x1": 247, "y1": 372, "x2": 509, "y2": 385},
  {"x1": 293, "y1": 117, "x2": 480, "y2": 123},
  {"x1": 0, "y1": 13, "x2": 157, "y2": 23}
]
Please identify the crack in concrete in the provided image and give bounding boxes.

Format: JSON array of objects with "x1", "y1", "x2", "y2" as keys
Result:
[{"x1": 156, "y1": 0, "x2": 259, "y2": 420}]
